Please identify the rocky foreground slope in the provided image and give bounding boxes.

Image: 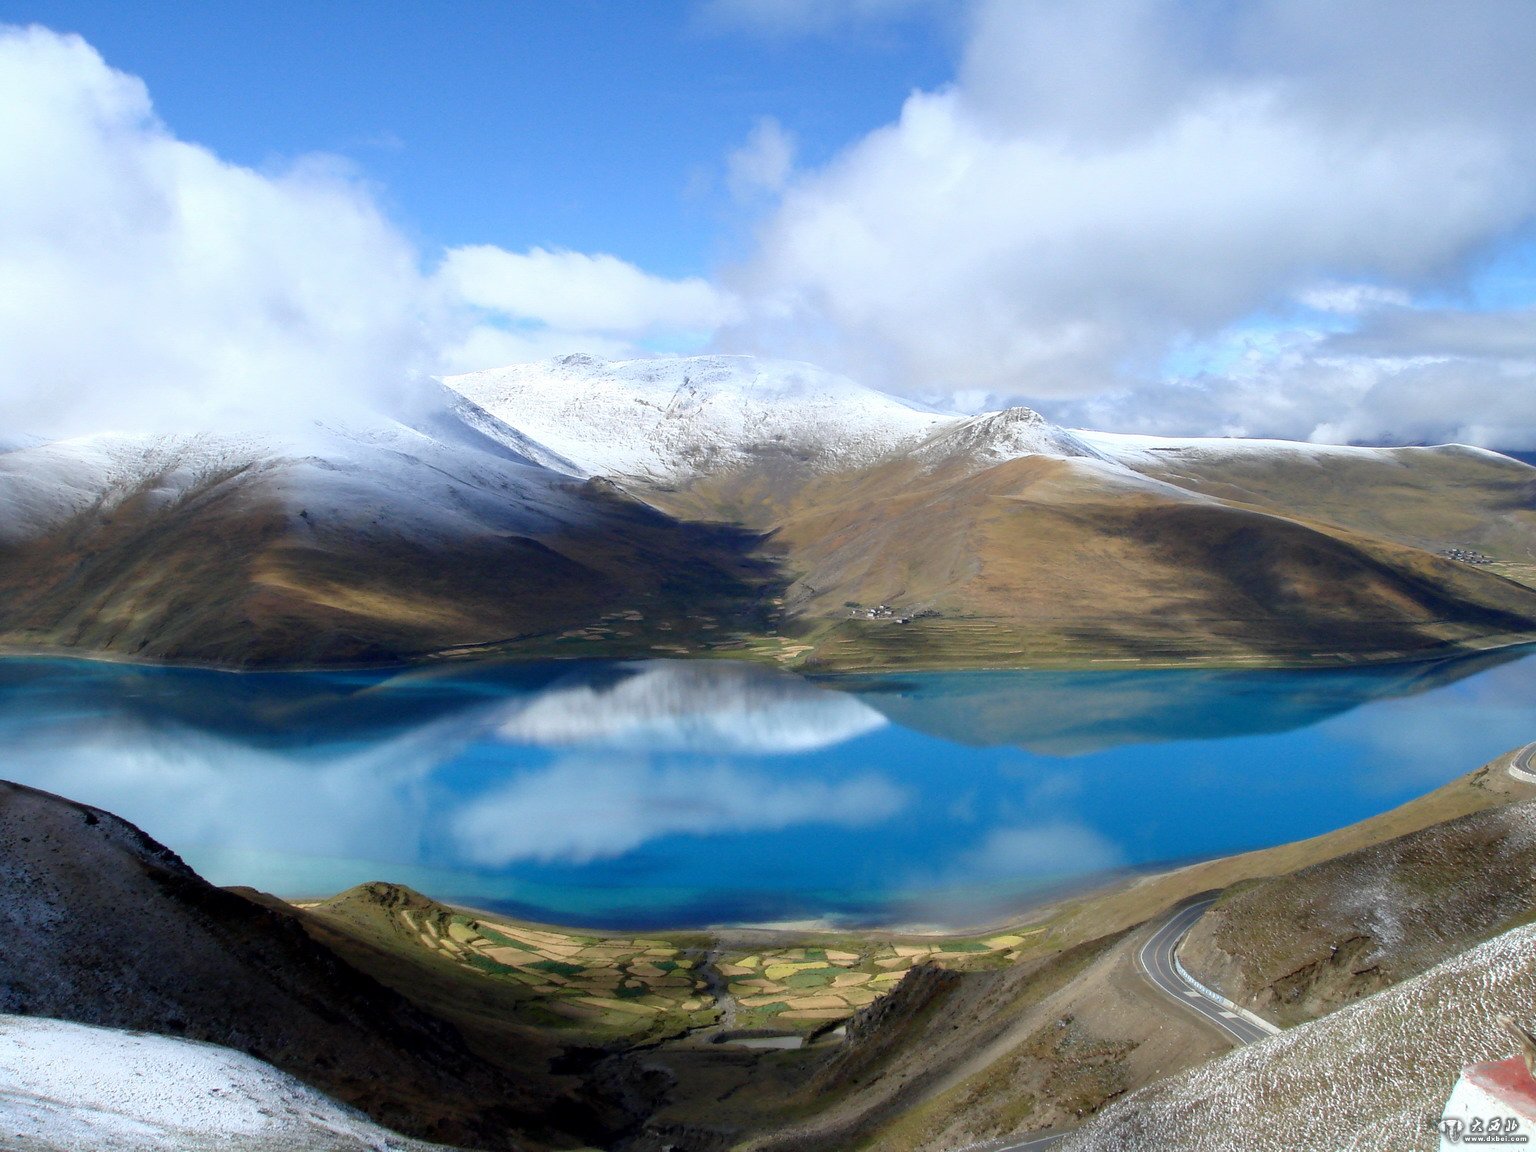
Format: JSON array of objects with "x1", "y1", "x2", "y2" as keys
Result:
[
  {"x1": 1180, "y1": 794, "x2": 1536, "y2": 1026},
  {"x1": 0, "y1": 779, "x2": 597, "y2": 1151},
  {"x1": 0, "y1": 353, "x2": 1531, "y2": 668},
  {"x1": 1063, "y1": 923, "x2": 1536, "y2": 1152}
]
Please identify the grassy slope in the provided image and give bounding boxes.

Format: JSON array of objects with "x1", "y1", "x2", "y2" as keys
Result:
[{"x1": 646, "y1": 443, "x2": 1536, "y2": 672}]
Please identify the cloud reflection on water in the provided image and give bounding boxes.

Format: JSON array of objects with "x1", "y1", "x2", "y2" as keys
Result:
[
  {"x1": 492, "y1": 660, "x2": 887, "y2": 752},
  {"x1": 0, "y1": 648, "x2": 1528, "y2": 927},
  {"x1": 452, "y1": 754, "x2": 904, "y2": 865}
]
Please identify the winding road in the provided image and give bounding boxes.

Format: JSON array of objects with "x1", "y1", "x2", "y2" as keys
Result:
[
  {"x1": 1136, "y1": 897, "x2": 1277, "y2": 1045},
  {"x1": 1509, "y1": 741, "x2": 1536, "y2": 783},
  {"x1": 989, "y1": 897, "x2": 1278, "y2": 1151}
]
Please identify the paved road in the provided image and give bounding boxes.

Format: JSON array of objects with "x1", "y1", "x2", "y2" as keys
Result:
[
  {"x1": 1510, "y1": 741, "x2": 1536, "y2": 782},
  {"x1": 986, "y1": 898, "x2": 1278, "y2": 1151},
  {"x1": 1137, "y1": 898, "x2": 1276, "y2": 1045},
  {"x1": 992, "y1": 1132, "x2": 1071, "y2": 1151}
]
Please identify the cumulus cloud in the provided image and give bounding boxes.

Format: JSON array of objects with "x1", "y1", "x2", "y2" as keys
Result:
[
  {"x1": 452, "y1": 755, "x2": 905, "y2": 864},
  {"x1": 0, "y1": 25, "x2": 435, "y2": 437},
  {"x1": 727, "y1": 117, "x2": 797, "y2": 201},
  {"x1": 719, "y1": 0, "x2": 1536, "y2": 441},
  {"x1": 0, "y1": 25, "x2": 737, "y2": 437}
]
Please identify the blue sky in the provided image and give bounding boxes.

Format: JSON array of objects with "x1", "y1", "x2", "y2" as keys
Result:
[
  {"x1": 2, "y1": 0, "x2": 1536, "y2": 446},
  {"x1": 5, "y1": 0, "x2": 954, "y2": 273}
]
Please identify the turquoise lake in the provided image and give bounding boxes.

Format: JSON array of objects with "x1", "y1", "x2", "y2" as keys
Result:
[{"x1": 2, "y1": 649, "x2": 1532, "y2": 929}]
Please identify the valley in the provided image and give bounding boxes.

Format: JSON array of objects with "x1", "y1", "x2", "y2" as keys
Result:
[
  {"x1": 6, "y1": 741, "x2": 1535, "y2": 1151},
  {"x1": 5, "y1": 353, "x2": 1536, "y2": 1152}
]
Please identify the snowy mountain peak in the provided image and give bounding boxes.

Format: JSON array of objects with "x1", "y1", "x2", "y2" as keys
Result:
[
  {"x1": 443, "y1": 353, "x2": 953, "y2": 483},
  {"x1": 914, "y1": 405, "x2": 1113, "y2": 469}
]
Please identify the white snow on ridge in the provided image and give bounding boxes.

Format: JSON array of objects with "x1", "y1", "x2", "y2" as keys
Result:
[
  {"x1": 0, "y1": 432, "x2": 274, "y2": 546},
  {"x1": 447, "y1": 354, "x2": 1433, "y2": 487},
  {"x1": 443, "y1": 353, "x2": 954, "y2": 482},
  {"x1": 1073, "y1": 428, "x2": 1476, "y2": 465},
  {"x1": 0, "y1": 1014, "x2": 451, "y2": 1152},
  {"x1": 913, "y1": 406, "x2": 1113, "y2": 467},
  {"x1": 0, "y1": 404, "x2": 599, "y2": 549}
]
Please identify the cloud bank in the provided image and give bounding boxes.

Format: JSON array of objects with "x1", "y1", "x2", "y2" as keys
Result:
[
  {"x1": 720, "y1": 0, "x2": 1536, "y2": 445},
  {"x1": 0, "y1": 26, "x2": 430, "y2": 436},
  {"x1": 9, "y1": 6, "x2": 1536, "y2": 448},
  {"x1": 0, "y1": 25, "x2": 724, "y2": 438}
]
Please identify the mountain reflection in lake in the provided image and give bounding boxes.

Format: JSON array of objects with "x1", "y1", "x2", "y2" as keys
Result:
[{"x1": 0, "y1": 649, "x2": 1531, "y2": 928}]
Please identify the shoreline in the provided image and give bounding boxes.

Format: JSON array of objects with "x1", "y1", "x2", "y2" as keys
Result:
[
  {"x1": 277, "y1": 746, "x2": 1536, "y2": 950},
  {"x1": 0, "y1": 627, "x2": 1531, "y2": 678}
]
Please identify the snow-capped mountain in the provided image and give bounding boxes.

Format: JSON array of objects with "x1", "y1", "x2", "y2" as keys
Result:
[
  {"x1": 0, "y1": 352, "x2": 1533, "y2": 669},
  {"x1": 0, "y1": 389, "x2": 777, "y2": 666},
  {"x1": 444, "y1": 353, "x2": 953, "y2": 483}
]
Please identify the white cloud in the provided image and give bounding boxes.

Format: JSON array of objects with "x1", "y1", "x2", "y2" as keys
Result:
[
  {"x1": 0, "y1": 25, "x2": 739, "y2": 435},
  {"x1": 727, "y1": 117, "x2": 796, "y2": 201},
  {"x1": 0, "y1": 26, "x2": 436, "y2": 437},
  {"x1": 452, "y1": 755, "x2": 905, "y2": 864},
  {"x1": 718, "y1": 0, "x2": 1536, "y2": 439},
  {"x1": 1052, "y1": 303, "x2": 1536, "y2": 448},
  {"x1": 432, "y1": 245, "x2": 743, "y2": 375},
  {"x1": 437, "y1": 245, "x2": 740, "y2": 337}
]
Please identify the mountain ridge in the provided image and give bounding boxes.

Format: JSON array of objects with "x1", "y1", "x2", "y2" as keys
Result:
[{"x1": 0, "y1": 352, "x2": 1532, "y2": 669}]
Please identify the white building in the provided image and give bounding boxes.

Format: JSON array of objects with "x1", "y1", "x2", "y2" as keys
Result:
[{"x1": 1441, "y1": 1057, "x2": 1536, "y2": 1149}]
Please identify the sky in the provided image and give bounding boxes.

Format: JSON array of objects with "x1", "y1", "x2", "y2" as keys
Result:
[{"x1": 3, "y1": 0, "x2": 1536, "y2": 446}]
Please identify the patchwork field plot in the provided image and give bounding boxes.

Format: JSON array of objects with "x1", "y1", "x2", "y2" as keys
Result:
[
  {"x1": 408, "y1": 909, "x2": 717, "y2": 1031},
  {"x1": 304, "y1": 883, "x2": 1049, "y2": 1041},
  {"x1": 300, "y1": 885, "x2": 717, "y2": 1037},
  {"x1": 715, "y1": 932, "x2": 1041, "y2": 1029}
]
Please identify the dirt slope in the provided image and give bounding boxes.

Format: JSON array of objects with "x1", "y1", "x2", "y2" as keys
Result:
[{"x1": 1180, "y1": 796, "x2": 1536, "y2": 1027}]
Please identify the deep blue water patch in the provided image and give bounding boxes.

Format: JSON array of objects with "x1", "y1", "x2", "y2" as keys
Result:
[{"x1": 0, "y1": 647, "x2": 1530, "y2": 929}]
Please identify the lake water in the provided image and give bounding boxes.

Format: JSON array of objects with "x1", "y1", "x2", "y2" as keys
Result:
[{"x1": 2, "y1": 649, "x2": 1533, "y2": 929}]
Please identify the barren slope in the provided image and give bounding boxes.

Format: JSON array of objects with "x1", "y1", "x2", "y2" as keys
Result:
[
  {"x1": 1180, "y1": 795, "x2": 1536, "y2": 1027},
  {"x1": 0, "y1": 416, "x2": 783, "y2": 667},
  {"x1": 761, "y1": 448, "x2": 1536, "y2": 668}
]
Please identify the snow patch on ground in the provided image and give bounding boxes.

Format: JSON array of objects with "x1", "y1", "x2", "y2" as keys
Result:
[{"x1": 0, "y1": 1014, "x2": 450, "y2": 1151}]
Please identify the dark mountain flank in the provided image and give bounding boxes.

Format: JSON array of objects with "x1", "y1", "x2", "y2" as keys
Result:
[{"x1": 0, "y1": 779, "x2": 600, "y2": 1151}]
